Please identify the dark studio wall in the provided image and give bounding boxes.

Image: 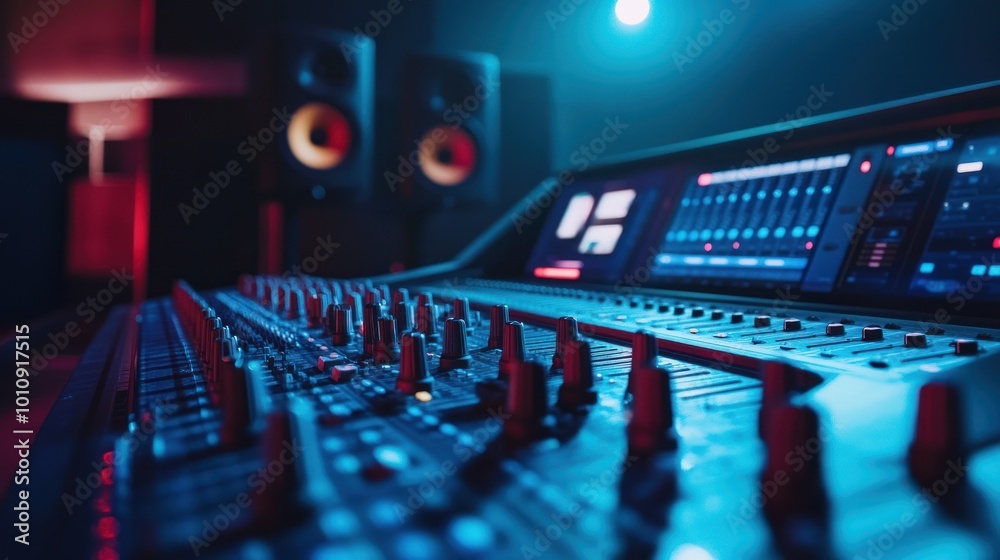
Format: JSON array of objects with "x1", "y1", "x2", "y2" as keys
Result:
[{"x1": 432, "y1": 0, "x2": 1000, "y2": 169}]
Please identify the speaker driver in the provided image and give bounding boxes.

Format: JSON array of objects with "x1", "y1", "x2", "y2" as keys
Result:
[
  {"x1": 418, "y1": 125, "x2": 478, "y2": 187},
  {"x1": 287, "y1": 102, "x2": 353, "y2": 170}
]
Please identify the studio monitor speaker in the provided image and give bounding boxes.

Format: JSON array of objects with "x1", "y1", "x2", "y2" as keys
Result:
[
  {"x1": 278, "y1": 27, "x2": 375, "y2": 199},
  {"x1": 398, "y1": 50, "x2": 500, "y2": 205}
]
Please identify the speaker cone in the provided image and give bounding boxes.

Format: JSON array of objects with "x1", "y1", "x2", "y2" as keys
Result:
[
  {"x1": 418, "y1": 125, "x2": 477, "y2": 187},
  {"x1": 287, "y1": 102, "x2": 353, "y2": 170}
]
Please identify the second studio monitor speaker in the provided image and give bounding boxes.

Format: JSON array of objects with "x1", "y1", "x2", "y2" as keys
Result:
[
  {"x1": 278, "y1": 27, "x2": 375, "y2": 199},
  {"x1": 398, "y1": 50, "x2": 500, "y2": 205}
]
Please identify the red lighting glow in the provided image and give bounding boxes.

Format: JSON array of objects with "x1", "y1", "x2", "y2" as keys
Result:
[
  {"x1": 860, "y1": 160, "x2": 872, "y2": 174},
  {"x1": 886, "y1": 146, "x2": 896, "y2": 156},
  {"x1": 733, "y1": 242, "x2": 740, "y2": 250},
  {"x1": 805, "y1": 241, "x2": 814, "y2": 250},
  {"x1": 994, "y1": 236, "x2": 1000, "y2": 250},
  {"x1": 704, "y1": 243, "x2": 713, "y2": 252},
  {"x1": 97, "y1": 517, "x2": 119, "y2": 540},
  {"x1": 697, "y1": 173, "x2": 712, "y2": 186},
  {"x1": 533, "y1": 267, "x2": 581, "y2": 280}
]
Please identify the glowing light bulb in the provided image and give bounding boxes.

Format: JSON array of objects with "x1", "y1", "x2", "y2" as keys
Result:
[{"x1": 615, "y1": 0, "x2": 650, "y2": 25}]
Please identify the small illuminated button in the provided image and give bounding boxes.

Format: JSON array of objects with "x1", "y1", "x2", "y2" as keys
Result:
[
  {"x1": 904, "y1": 332, "x2": 928, "y2": 348},
  {"x1": 954, "y1": 339, "x2": 979, "y2": 356},
  {"x1": 673, "y1": 305, "x2": 686, "y2": 315},
  {"x1": 710, "y1": 310, "x2": 725, "y2": 320},
  {"x1": 826, "y1": 323, "x2": 846, "y2": 336},
  {"x1": 783, "y1": 319, "x2": 802, "y2": 332},
  {"x1": 861, "y1": 326, "x2": 884, "y2": 342},
  {"x1": 731, "y1": 312, "x2": 744, "y2": 324},
  {"x1": 754, "y1": 315, "x2": 772, "y2": 328},
  {"x1": 691, "y1": 307, "x2": 705, "y2": 318}
]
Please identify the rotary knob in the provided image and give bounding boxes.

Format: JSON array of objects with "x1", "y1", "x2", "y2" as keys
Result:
[
  {"x1": 452, "y1": 297, "x2": 474, "y2": 333},
  {"x1": 362, "y1": 303, "x2": 381, "y2": 357},
  {"x1": 415, "y1": 303, "x2": 440, "y2": 343},
  {"x1": 397, "y1": 333, "x2": 433, "y2": 394},
  {"x1": 552, "y1": 316, "x2": 580, "y2": 369},
  {"x1": 628, "y1": 329, "x2": 658, "y2": 393},
  {"x1": 499, "y1": 321, "x2": 527, "y2": 379},
  {"x1": 393, "y1": 300, "x2": 414, "y2": 336},
  {"x1": 504, "y1": 360, "x2": 549, "y2": 442},
  {"x1": 758, "y1": 361, "x2": 792, "y2": 439},
  {"x1": 908, "y1": 382, "x2": 962, "y2": 488},
  {"x1": 825, "y1": 323, "x2": 845, "y2": 336},
  {"x1": 487, "y1": 305, "x2": 510, "y2": 349},
  {"x1": 626, "y1": 363, "x2": 676, "y2": 454},
  {"x1": 439, "y1": 318, "x2": 472, "y2": 371},
  {"x1": 763, "y1": 405, "x2": 826, "y2": 517},
  {"x1": 861, "y1": 326, "x2": 884, "y2": 341},
  {"x1": 375, "y1": 317, "x2": 400, "y2": 364},
  {"x1": 558, "y1": 339, "x2": 597, "y2": 407}
]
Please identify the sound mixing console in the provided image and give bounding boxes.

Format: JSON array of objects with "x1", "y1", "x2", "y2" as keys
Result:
[{"x1": 11, "y1": 84, "x2": 1000, "y2": 559}]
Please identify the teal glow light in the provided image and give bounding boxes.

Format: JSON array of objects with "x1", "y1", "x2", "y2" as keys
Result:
[{"x1": 615, "y1": 0, "x2": 650, "y2": 25}]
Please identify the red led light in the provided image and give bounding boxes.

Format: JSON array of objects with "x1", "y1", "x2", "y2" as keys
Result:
[
  {"x1": 97, "y1": 517, "x2": 119, "y2": 539},
  {"x1": 733, "y1": 242, "x2": 740, "y2": 250},
  {"x1": 697, "y1": 173, "x2": 712, "y2": 186},
  {"x1": 704, "y1": 243, "x2": 713, "y2": 252},
  {"x1": 805, "y1": 241, "x2": 814, "y2": 250},
  {"x1": 533, "y1": 267, "x2": 581, "y2": 280},
  {"x1": 993, "y1": 236, "x2": 1000, "y2": 250},
  {"x1": 886, "y1": 146, "x2": 895, "y2": 156},
  {"x1": 860, "y1": 160, "x2": 872, "y2": 174}
]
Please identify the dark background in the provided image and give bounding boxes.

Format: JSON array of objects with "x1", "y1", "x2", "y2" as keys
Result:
[{"x1": 2, "y1": 0, "x2": 1000, "y2": 326}]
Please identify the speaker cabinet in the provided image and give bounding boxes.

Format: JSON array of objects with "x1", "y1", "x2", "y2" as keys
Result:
[
  {"x1": 278, "y1": 27, "x2": 375, "y2": 199},
  {"x1": 398, "y1": 50, "x2": 500, "y2": 205}
]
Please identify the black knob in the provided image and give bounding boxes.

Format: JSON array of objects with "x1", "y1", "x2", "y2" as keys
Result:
[
  {"x1": 439, "y1": 318, "x2": 472, "y2": 371},
  {"x1": 673, "y1": 305, "x2": 686, "y2": 315},
  {"x1": 558, "y1": 339, "x2": 597, "y2": 407},
  {"x1": 499, "y1": 321, "x2": 526, "y2": 379},
  {"x1": 754, "y1": 315, "x2": 771, "y2": 328},
  {"x1": 375, "y1": 317, "x2": 400, "y2": 364},
  {"x1": 954, "y1": 339, "x2": 979, "y2": 356},
  {"x1": 626, "y1": 363, "x2": 676, "y2": 454},
  {"x1": 783, "y1": 319, "x2": 802, "y2": 332},
  {"x1": 393, "y1": 300, "x2": 414, "y2": 336},
  {"x1": 397, "y1": 333, "x2": 433, "y2": 394},
  {"x1": 362, "y1": 303, "x2": 381, "y2": 357},
  {"x1": 487, "y1": 305, "x2": 510, "y2": 349},
  {"x1": 329, "y1": 305, "x2": 353, "y2": 346},
  {"x1": 731, "y1": 312, "x2": 744, "y2": 324},
  {"x1": 710, "y1": 309, "x2": 725, "y2": 320},
  {"x1": 826, "y1": 322, "x2": 845, "y2": 336},
  {"x1": 862, "y1": 326, "x2": 884, "y2": 341},
  {"x1": 691, "y1": 307, "x2": 705, "y2": 318},
  {"x1": 452, "y1": 297, "x2": 474, "y2": 333},
  {"x1": 904, "y1": 332, "x2": 927, "y2": 348},
  {"x1": 504, "y1": 359, "x2": 548, "y2": 442},
  {"x1": 415, "y1": 303, "x2": 440, "y2": 343},
  {"x1": 552, "y1": 316, "x2": 580, "y2": 369}
]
